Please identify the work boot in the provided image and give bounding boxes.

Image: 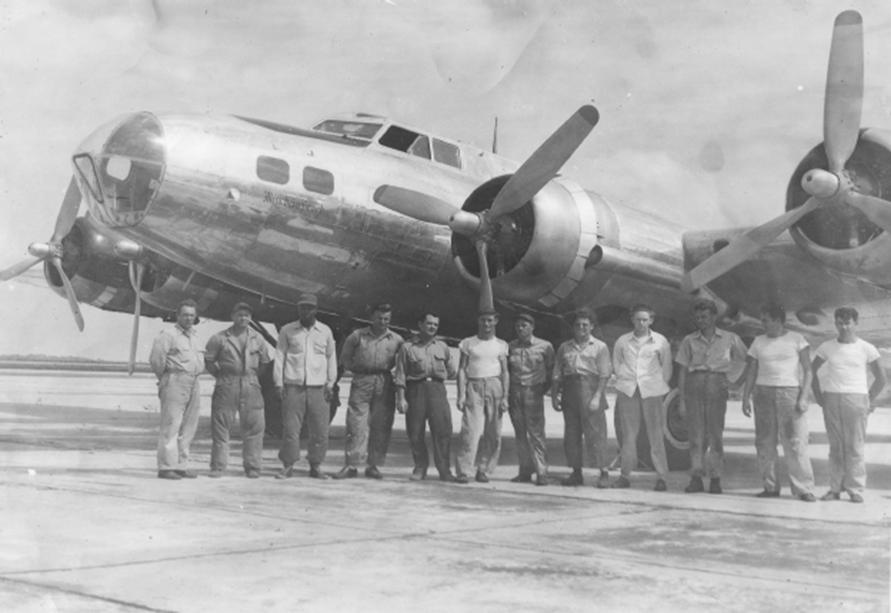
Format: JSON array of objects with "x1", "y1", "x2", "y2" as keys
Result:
[
  {"x1": 684, "y1": 476, "x2": 704, "y2": 493},
  {"x1": 849, "y1": 492, "x2": 864, "y2": 503},
  {"x1": 309, "y1": 464, "x2": 329, "y2": 480},
  {"x1": 756, "y1": 489, "x2": 780, "y2": 498},
  {"x1": 708, "y1": 478, "x2": 722, "y2": 494},
  {"x1": 245, "y1": 470, "x2": 260, "y2": 479},
  {"x1": 454, "y1": 473, "x2": 469, "y2": 484},
  {"x1": 365, "y1": 466, "x2": 383, "y2": 480},
  {"x1": 820, "y1": 490, "x2": 841, "y2": 501},
  {"x1": 275, "y1": 465, "x2": 295, "y2": 480},
  {"x1": 475, "y1": 471, "x2": 489, "y2": 483},
  {"x1": 611, "y1": 476, "x2": 631, "y2": 489},
  {"x1": 535, "y1": 474, "x2": 548, "y2": 486},
  {"x1": 207, "y1": 470, "x2": 224, "y2": 479},
  {"x1": 409, "y1": 467, "x2": 427, "y2": 481},
  {"x1": 157, "y1": 470, "x2": 182, "y2": 480},
  {"x1": 510, "y1": 473, "x2": 533, "y2": 483},
  {"x1": 799, "y1": 493, "x2": 817, "y2": 502},
  {"x1": 561, "y1": 469, "x2": 583, "y2": 486},
  {"x1": 654, "y1": 479, "x2": 667, "y2": 492},
  {"x1": 333, "y1": 466, "x2": 358, "y2": 480},
  {"x1": 174, "y1": 469, "x2": 198, "y2": 479},
  {"x1": 439, "y1": 472, "x2": 456, "y2": 482}
]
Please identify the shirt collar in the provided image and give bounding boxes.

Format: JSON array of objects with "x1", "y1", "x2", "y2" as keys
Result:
[{"x1": 175, "y1": 324, "x2": 197, "y2": 337}]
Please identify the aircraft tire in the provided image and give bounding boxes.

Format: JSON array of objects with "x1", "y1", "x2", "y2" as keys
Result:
[{"x1": 613, "y1": 388, "x2": 691, "y2": 472}]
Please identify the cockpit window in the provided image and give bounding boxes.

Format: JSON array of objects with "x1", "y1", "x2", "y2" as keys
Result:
[
  {"x1": 312, "y1": 120, "x2": 382, "y2": 141},
  {"x1": 379, "y1": 126, "x2": 431, "y2": 160},
  {"x1": 432, "y1": 138, "x2": 462, "y2": 169}
]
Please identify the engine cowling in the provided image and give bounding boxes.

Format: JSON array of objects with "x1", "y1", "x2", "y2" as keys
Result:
[
  {"x1": 786, "y1": 128, "x2": 891, "y2": 283},
  {"x1": 451, "y1": 175, "x2": 599, "y2": 308}
]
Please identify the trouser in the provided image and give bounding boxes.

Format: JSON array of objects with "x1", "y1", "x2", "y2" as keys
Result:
[
  {"x1": 405, "y1": 380, "x2": 452, "y2": 477},
  {"x1": 157, "y1": 372, "x2": 201, "y2": 471},
  {"x1": 279, "y1": 385, "x2": 329, "y2": 467},
  {"x1": 753, "y1": 385, "x2": 815, "y2": 495},
  {"x1": 561, "y1": 375, "x2": 608, "y2": 470},
  {"x1": 508, "y1": 383, "x2": 548, "y2": 476},
  {"x1": 617, "y1": 389, "x2": 668, "y2": 479},
  {"x1": 210, "y1": 375, "x2": 265, "y2": 473},
  {"x1": 685, "y1": 372, "x2": 728, "y2": 479},
  {"x1": 821, "y1": 392, "x2": 869, "y2": 494},
  {"x1": 344, "y1": 373, "x2": 396, "y2": 467},
  {"x1": 456, "y1": 377, "x2": 504, "y2": 477}
]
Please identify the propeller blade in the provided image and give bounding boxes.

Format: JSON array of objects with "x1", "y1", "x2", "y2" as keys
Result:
[
  {"x1": 845, "y1": 192, "x2": 891, "y2": 233},
  {"x1": 373, "y1": 185, "x2": 455, "y2": 225},
  {"x1": 475, "y1": 240, "x2": 495, "y2": 314},
  {"x1": 128, "y1": 262, "x2": 144, "y2": 376},
  {"x1": 682, "y1": 198, "x2": 821, "y2": 292},
  {"x1": 51, "y1": 256, "x2": 84, "y2": 331},
  {"x1": 50, "y1": 177, "x2": 83, "y2": 244},
  {"x1": 824, "y1": 10, "x2": 863, "y2": 173},
  {"x1": 0, "y1": 256, "x2": 42, "y2": 282},
  {"x1": 489, "y1": 105, "x2": 599, "y2": 220}
]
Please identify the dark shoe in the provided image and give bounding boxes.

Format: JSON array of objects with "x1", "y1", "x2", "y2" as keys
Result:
[
  {"x1": 510, "y1": 474, "x2": 533, "y2": 483},
  {"x1": 595, "y1": 473, "x2": 610, "y2": 489},
  {"x1": 756, "y1": 489, "x2": 780, "y2": 498},
  {"x1": 207, "y1": 470, "x2": 224, "y2": 479},
  {"x1": 409, "y1": 467, "x2": 427, "y2": 481},
  {"x1": 333, "y1": 466, "x2": 358, "y2": 480},
  {"x1": 245, "y1": 470, "x2": 260, "y2": 479},
  {"x1": 685, "y1": 476, "x2": 704, "y2": 493},
  {"x1": 439, "y1": 473, "x2": 456, "y2": 482},
  {"x1": 820, "y1": 490, "x2": 841, "y2": 501},
  {"x1": 708, "y1": 478, "x2": 722, "y2": 494},
  {"x1": 799, "y1": 493, "x2": 817, "y2": 502},
  {"x1": 174, "y1": 469, "x2": 198, "y2": 479},
  {"x1": 454, "y1": 474, "x2": 469, "y2": 484},
  {"x1": 611, "y1": 476, "x2": 631, "y2": 489},
  {"x1": 365, "y1": 466, "x2": 383, "y2": 480},
  {"x1": 535, "y1": 474, "x2": 548, "y2": 486},
  {"x1": 849, "y1": 492, "x2": 864, "y2": 503},
  {"x1": 654, "y1": 479, "x2": 667, "y2": 492},
  {"x1": 561, "y1": 470, "x2": 583, "y2": 487},
  {"x1": 157, "y1": 470, "x2": 182, "y2": 480},
  {"x1": 475, "y1": 471, "x2": 489, "y2": 483},
  {"x1": 275, "y1": 465, "x2": 294, "y2": 480},
  {"x1": 309, "y1": 464, "x2": 329, "y2": 480}
]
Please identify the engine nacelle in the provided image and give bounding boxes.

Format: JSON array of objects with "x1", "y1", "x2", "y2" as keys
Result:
[
  {"x1": 451, "y1": 176, "x2": 600, "y2": 308},
  {"x1": 786, "y1": 128, "x2": 891, "y2": 284}
]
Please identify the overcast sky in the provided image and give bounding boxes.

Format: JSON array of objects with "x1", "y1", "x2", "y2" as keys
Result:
[{"x1": 2, "y1": 0, "x2": 891, "y2": 359}]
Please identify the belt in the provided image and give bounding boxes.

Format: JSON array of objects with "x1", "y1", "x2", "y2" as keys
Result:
[
  {"x1": 407, "y1": 377, "x2": 443, "y2": 383},
  {"x1": 689, "y1": 370, "x2": 727, "y2": 375},
  {"x1": 283, "y1": 383, "x2": 325, "y2": 388},
  {"x1": 352, "y1": 369, "x2": 391, "y2": 375},
  {"x1": 563, "y1": 373, "x2": 598, "y2": 381}
]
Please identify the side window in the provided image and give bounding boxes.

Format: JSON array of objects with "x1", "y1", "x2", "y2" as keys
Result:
[
  {"x1": 257, "y1": 156, "x2": 290, "y2": 185},
  {"x1": 303, "y1": 166, "x2": 334, "y2": 195},
  {"x1": 408, "y1": 135, "x2": 431, "y2": 159},
  {"x1": 379, "y1": 126, "x2": 431, "y2": 159},
  {"x1": 432, "y1": 139, "x2": 462, "y2": 168}
]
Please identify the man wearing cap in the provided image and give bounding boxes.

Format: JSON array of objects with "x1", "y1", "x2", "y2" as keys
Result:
[
  {"x1": 551, "y1": 309, "x2": 613, "y2": 487},
  {"x1": 394, "y1": 311, "x2": 458, "y2": 481},
  {"x1": 204, "y1": 302, "x2": 273, "y2": 478},
  {"x1": 676, "y1": 298, "x2": 747, "y2": 494},
  {"x1": 611, "y1": 304, "x2": 673, "y2": 491},
  {"x1": 507, "y1": 313, "x2": 554, "y2": 486},
  {"x1": 455, "y1": 309, "x2": 510, "y2": 484},
  {"x1": 149, "y1": 299, "x2": 204, "y2": 480},
  {"x1": 334, "y1": 303, "x2": 404, "y2": 480},
  {"x1": 274, "y1": 293, "x2": 337, "y2": 479}
]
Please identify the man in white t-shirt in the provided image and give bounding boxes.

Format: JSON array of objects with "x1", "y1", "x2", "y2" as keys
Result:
[
  {"x1": 741, "y1": 304, "x2": 816, "y2": 501},
  {"x1": 811, "y1": 307, "x2": 886, "y2": 503},
  {"x1": 455, "y1": 310, "x2": 510, "y2": 483}
]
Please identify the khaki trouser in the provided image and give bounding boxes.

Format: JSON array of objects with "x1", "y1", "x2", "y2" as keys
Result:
[
  {"x1": 753, "y1": 385, "x2": 815, "y2": 495},
  {"x1": 279, "y1": 385, "x2": 328, "y2": 467},
  {"x1": 561, "y1": 375, "x2": 609, "y2": 470},
  {"x1": 157, "y1": 372, "x2": 201, "y2": 471},
  {"x1": 684, "y1": 372, "x2": 728, "y2": 479},
  {"x1": 508, "y1": 383, "x2": 548, "y2": 477},
  {"x1": 405, "y1": 380, "x2": 452, "y2": 477},
  {"x1": 821, "y1": 392, "x2": 869, "y2": 495},
  {"x1": 210, "y1": 375, "x2": 265, "y2": 473},
  {"x1": 344, "y1": 373, "x2": 396, "y2": 467},
  {"x1": 456, "y1": 377, "x2": 504, "y2": 477},
  {"x1": 617, "y1": 389, "x2": 668, "y2": 479}
]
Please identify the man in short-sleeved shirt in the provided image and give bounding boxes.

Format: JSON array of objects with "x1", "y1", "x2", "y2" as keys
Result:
[
  {"x1": 741, "y1": 304, "x2": 815, "y2": 501},
  {"x1": 811, "y1": 307, "x2": 886, "y2": 503},
  {"x1": 676, "y1": 298, "x2": 747, "y2": 494},
  {"x1": 455, "y1": 310, "x2": 510, "y2": 483},
  {"x1": 551, "y1": 310, "x2": 612, "y2": 488}
]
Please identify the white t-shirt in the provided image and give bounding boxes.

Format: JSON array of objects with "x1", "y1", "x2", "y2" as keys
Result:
[
  {"x1": 459, "y1": 336, "x2": 508, "y2": 379},
  {"x1": 815, "y1": 338, "x2": 881, "y2": 394},
  {"x1": 747, "y1": 331, "x2": 809, "y2": 387}
]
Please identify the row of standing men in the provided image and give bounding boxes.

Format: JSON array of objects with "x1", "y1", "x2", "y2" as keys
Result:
[{"x1": 149, "y1": 294, "x2": 884, "y2": 502}]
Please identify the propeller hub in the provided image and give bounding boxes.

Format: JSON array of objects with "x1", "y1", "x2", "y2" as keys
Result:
[
  {"x1": 449, "y1": 210, "x2": 482, "y2": 237},
  {"x1": 27, "y1": 242, "x2": 55, "y2": 259},
  {"x1": 114, "y1": 239, "x2": 144, "y2": 260},
  {"x1": 801, "y1": 169, "x2": 840, "y2": 198}
]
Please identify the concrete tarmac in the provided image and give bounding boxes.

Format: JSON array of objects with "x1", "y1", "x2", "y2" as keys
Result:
[{"x1": 0, "y1": 370, "x2": 889, "y2": 612}]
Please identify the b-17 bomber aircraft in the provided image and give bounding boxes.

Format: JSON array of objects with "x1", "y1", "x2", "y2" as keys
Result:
[{"x1": 3, "y1": 10, "x2": 891, "y2": 468}]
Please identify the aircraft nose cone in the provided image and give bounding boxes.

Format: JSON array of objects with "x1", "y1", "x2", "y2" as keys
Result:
[{"x1": 72, "y1": 112, "x2": 166, "y2": 227}]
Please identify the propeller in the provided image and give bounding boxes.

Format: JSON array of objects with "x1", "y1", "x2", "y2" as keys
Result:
[
  {"x1": 372, "y1": 185, "x2": 454, "y2": 225},
  {"x1": 682, "y1": 10, "x2": 891, "y2": 291},
  {"x1": 127, "y1": 261, "x2": 145, "y2": 375},
  {"x1": 0, "y1": 177, "x2": 85, "y2": 330}
]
